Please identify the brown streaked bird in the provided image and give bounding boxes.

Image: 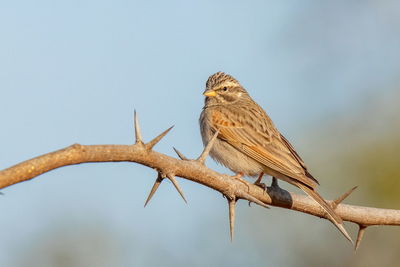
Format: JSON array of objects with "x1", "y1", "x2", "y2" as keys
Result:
[{"x1": 199, "y1": 71, "x2": 352, "y2": 243}]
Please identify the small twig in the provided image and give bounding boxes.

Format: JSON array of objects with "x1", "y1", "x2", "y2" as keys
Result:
[{"x1": 1, "y1": 113, "x2": 400, "y2": 247}]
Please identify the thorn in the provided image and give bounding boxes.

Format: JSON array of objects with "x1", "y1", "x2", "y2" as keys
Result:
[
  {"x1": 134, "y1": 110, "x2": 143, "y2": 144},
  {"x1": 197, "y1": 130, "x2": 219, "y2": 164},
  {"x1": 145, "y1": 126, "x2": 174, "y2": 150},
  {"x1": 167, "y1": 174, "x2": 187, "y2": 204},
  {"x1": 240, "y1": 192, "x2": 269, "y2": 209},
  {"x1": 173, "y1": 147, "x2": 188, "y2": 160},
  {"x1": 228, "y1": 198, "x2": 236, "y2": 242},
  {"x1": 332, "y1": 186, "x2": 358, "y2": 209},
  {"x1": 144, "y1": 173, "x2": 164, "y2": 207},
  {"x1": 337, "y1": 223, "x2": 354, "y2": 245},
  {"x1": 355, "y1": 225, "x2": 367, "y2": 251}
]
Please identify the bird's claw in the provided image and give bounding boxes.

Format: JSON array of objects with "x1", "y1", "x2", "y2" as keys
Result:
[{"x1": 254, "y1": 181, "x2": 267, "y2": 193}]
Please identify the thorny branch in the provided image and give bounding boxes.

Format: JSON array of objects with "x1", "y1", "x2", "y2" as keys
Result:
[{"x1": 0, "y1": 113, "x2": 399, "y2": 250}]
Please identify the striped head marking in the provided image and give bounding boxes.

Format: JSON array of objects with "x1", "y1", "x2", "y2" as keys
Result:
[{"x1": 203, "y1": 72, "x2": 248, "y2": 105}]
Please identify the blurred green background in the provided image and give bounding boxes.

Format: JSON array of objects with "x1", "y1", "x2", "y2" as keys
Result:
[{"x1": 1, "y1": 1, "x2": 399, "y2": 267}]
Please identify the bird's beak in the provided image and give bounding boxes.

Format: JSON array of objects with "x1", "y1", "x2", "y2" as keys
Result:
[{"x1": 203, "y1": 90, "x2": 217, "y2": 97}]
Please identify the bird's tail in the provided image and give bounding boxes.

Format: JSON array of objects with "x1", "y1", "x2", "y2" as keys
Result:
[{"x1": 296, "y1": 183, "x2": 353, "y2": 244}]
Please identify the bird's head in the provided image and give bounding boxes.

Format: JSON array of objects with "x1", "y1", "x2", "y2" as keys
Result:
[{"x1": 203, "y1": 72, "x2": 249, "y2": 106}]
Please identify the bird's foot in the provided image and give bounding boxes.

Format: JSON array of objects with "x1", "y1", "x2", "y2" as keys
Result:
[
  {"x1": 253, "y1": 172, "x2": 267, "y2": 193},
  {"x1": 231, "y1": 172, "x2": 244, "y2": 179},
  {"x1": 254, "y1": 181, "x2": 267, "y2": 191}
]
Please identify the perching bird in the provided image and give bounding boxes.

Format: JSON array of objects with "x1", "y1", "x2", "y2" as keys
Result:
[{"x1": 199, "y1": 72, "x2": 352, "y2": 243}]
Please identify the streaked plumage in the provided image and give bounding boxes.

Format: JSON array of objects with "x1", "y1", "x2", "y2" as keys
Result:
[{"x1": 199, "y1": 72, "x2": 352, "y2": 243}]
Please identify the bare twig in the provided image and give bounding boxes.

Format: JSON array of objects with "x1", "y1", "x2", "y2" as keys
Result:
[
  {"x1": 1, "y1": 116, "x2": 400, "y2": 245},
  {"x1": 1, "y1": 143, "x2": 399, "y2": 226}
]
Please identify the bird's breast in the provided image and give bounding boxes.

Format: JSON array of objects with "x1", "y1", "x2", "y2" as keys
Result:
[{"x1": 199, "y1": 108, "x2": 263, "y2": 177}]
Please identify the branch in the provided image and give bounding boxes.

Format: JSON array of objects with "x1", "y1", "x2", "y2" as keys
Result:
[{"x1": 1, "y1": 116, "x2": 399, "y2": 249}]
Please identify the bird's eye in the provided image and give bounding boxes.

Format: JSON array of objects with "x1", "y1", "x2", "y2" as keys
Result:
[{"x1": 223, "y1": 87, "x2": 228, "y2": 91}]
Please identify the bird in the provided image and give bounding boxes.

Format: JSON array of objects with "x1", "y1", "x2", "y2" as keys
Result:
[{"x1": 199, "y1": 71, "x2": 352, "y2": 243}]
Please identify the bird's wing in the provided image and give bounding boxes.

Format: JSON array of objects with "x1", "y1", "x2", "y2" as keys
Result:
[
  {"x1": 211, "y1": 108, "x2": 352, "y2": 243},
  {"x1": 280, "y1": 134, "x2": 319, "y2": 185},
  {"x1": 211, "y1": 109, "x2": 318, "y2": 189}
]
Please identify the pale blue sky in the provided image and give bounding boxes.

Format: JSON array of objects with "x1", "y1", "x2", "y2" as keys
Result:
[{"x1": 1, "y1": 1, "x2": 399, "y2": 266}]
